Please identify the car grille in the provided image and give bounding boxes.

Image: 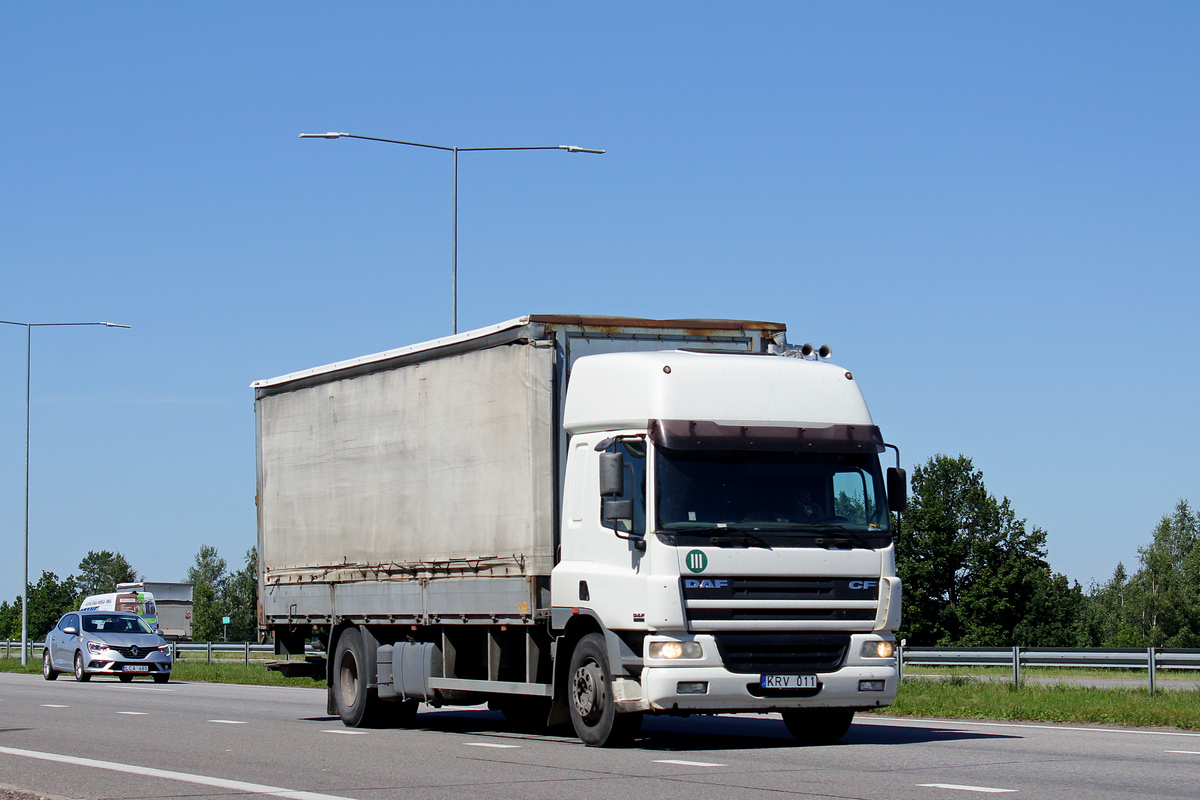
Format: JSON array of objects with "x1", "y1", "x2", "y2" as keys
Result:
[{"x1": 110, "y1": 645, "x2": 152, "y2": 660}]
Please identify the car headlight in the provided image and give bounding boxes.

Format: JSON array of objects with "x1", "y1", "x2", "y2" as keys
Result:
[
  {"x1": 861, "y1": 640, "x2": 895, "y2": 659},
  {"x1": 87, "y1": 641, "x2": 107, "y2": 655},
  {"x1": 157, "y1": 644, "x2": 172, "y2": 655},
  {"x1": 649, "y1": 641, "x2": 703, "y2": 659}
]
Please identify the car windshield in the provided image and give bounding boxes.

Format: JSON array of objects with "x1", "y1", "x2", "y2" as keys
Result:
[
  {"x1": 83, "y1": 614, "x2": 154, "y2": 634},
  {"x1": 656, "y1": 448, "x2": 892, "y2": 538}
]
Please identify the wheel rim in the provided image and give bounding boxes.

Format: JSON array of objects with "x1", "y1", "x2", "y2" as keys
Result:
[
  {"x1": 571, "y1": 660, "x2": 603, "y2": 722},
  {"x1": 338, "y1": 650, "x2": 360, "y2": 706},
  {"x1": 43, "y1": 653, "x2": 51, "y2": 676},
  {"x1": 75, "y1": 655, "x2": 83, "y2": 679}
]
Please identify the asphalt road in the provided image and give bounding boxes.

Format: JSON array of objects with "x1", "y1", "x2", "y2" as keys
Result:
[{"x1": 3, "y1": 672, "x2": 1200, "y2": 800}]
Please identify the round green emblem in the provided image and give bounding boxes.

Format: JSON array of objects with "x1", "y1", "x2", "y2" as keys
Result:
[{"x1": 685, "y1": 549, "x2": 708, "y2": 574}]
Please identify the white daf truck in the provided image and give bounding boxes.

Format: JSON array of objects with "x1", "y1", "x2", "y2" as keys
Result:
[{"x1": 254, "y1": 315, "x2": 905, "y2": 746}]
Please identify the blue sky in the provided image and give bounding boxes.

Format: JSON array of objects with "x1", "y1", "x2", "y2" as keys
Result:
[{"x1": 2, "y1": 3, "x2": 1197, "y2": 604}]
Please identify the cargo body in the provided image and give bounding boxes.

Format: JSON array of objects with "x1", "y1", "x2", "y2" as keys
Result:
[{"x1": 255, "y1": 315, "x2": 904, "y2": 745}]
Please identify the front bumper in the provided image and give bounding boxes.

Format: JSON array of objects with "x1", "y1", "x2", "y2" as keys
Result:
[
  {"x1": 84, "y1": 656, "x2": 172, "y2": 676},
  {"x1": 637, "y1": 633, "x2": 896, "y2": 713}
]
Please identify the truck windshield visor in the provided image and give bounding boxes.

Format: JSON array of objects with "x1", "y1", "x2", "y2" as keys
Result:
[{"x1": 655, "y1": 447, "x2": 893, "y2": 540}]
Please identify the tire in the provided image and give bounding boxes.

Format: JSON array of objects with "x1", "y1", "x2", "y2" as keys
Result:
[
  {"x1": 781, "y1": 709, "x2": 855, "y2": 744},
  {"x1": 567, "y1": 633, "x2": 642, "y2": 747},
  {"x1": 332, "y1": 628, "x2": 382, "y2": 728},
  {"x1": 119, "y1": 674, "x2": 134, "y2": 683},
  {"x1": 42, "y1": 651, "x2": 58, "y2": 681},
  {"x1": 153, "y1": 673, "x2": 170, "y2": 684},
  {"x1": 74, "y1": 652, "x2": 91, "y2": 683}
]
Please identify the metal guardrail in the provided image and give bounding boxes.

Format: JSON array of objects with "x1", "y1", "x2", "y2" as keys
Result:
[
  {"x1": 7, "y1": 640, "x2": 1198, "y2": 694},
  {"x1": 898, "y1": 645, "x2": 1200, "y2": 695},
  {"x1": 3, "y1": 640, "x2": 322, "y2": 667}
]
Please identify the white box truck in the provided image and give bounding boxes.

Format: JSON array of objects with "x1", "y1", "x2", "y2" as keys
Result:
[{"x1": 254, "y1": 315, "x2": 905, "y2": 746}]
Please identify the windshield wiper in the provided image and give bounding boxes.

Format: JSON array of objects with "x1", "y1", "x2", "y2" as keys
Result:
[
  {"x1": 664, "y1": 524, "x2": 773, "y2": 548},
  {"x1": 785, "y1": 523, "x2": 877, "y2": 550}
]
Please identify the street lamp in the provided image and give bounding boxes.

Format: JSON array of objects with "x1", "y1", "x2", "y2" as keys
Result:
[
  {"x1": 299, "y1": 132, "x2": 605, "y2": 334},
  {"x1": 0, "y1": 320, "x2": 131, "y2": 665}
]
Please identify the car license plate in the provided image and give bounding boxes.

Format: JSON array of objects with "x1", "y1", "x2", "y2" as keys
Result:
[
  {"x1": 123, "y1": 665, "x2": 150, "y2": 672},
  {"x1": 760, "y1": 674, "x2": 817, "y2": 689}
]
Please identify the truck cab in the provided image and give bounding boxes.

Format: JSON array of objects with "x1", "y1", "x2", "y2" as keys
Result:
[{"x1": 551, "y1": 349, "x2": 904, "y2": 744}]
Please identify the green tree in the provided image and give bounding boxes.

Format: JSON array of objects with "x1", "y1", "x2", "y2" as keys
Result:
[
  {"x1": 224, "y1": 547, "x2": 259, "y2": 642},
  {"x1": 25, "y1": 571, "x2": 81, "y2": 639},
  {"x1": 76, "y1": 550, "x2": 139, "y2": 597},
  {"x1": 1088, "y1": 501, "x2": 1200, "y2": 647},
  {"x1": 0, "y1": 600, "x2": 18, "y2": 640},
  {"x1": 187, "y1": 544, "x2": 228, "y2": 642},
  {"x1": 896, "y1": 454, "x2": 1082, "y2": 646}
]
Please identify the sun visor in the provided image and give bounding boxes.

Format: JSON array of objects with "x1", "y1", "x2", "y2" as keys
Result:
[{"x1": 649, "y1": 419, "x2": 885, "y2": 453}]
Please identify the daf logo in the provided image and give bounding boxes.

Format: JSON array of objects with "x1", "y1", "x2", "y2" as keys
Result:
[
  {"x1": 849, "y1": 580, "x2": 878, "y2": 591},
  {"x1": 684, "y1": 578, "x2": 730, "y2": 589}
]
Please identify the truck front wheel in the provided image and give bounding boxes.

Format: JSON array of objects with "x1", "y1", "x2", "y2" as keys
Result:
[
  {"x1": 332, "y1": 628, "x2": 380, "y2": 728},
  {"x1": 567, "y1": 633, "x2": 641, "y2": 747},
  {"x1": 781, "y1": 709, "x2": 855, "y2": 744}
]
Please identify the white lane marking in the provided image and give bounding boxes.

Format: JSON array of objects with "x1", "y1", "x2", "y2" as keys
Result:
[
  {"x1": 919, "y1": 784, "x2": 1016, "y2": 794},
  {"x1": 1168, "y1": 750, "x2": 1200, "y2": 755},
  {"x1": 40, "y1": 704, "x2": 68, "y2": 708},
  {"x1": 208, "y1": 719, "x2": 248, "y2": 724},
  {"x1": 867, "y1": 716, "x2": 1200, "y2": 738},
  {"x1": 321, "y1": 730, "x2": 370, "y2": 735},
  {"x1": 116, "y1": 711, "x2": 148, "y2": 716},
  {"x1": 654, "y1": 759, "x2": 727, "y2": 767},
  {"x1": 0, "y1": 744, "x2": 355, "y2": 800},
  {"x1": 464, "y1": 743, "x2": 521, "y2": 749}
]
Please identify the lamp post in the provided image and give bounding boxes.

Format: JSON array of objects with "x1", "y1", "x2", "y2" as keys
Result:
[
  {"x1": 0, "y1": 320, "x2": 130, "y2": 665},
  {"x1": 299, "y1": 132, "x2": 605, "y2": 335}
]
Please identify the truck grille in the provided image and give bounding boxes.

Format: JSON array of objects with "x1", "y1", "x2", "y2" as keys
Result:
[
  {"x1": 714, "y1": 632, "x2": 850, "y2": 674},
  {"x1": 681, "y1": 576, "x2": 879, "y2": 631}
]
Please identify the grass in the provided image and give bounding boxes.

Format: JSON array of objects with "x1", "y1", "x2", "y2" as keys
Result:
[
  {"x1": 6, "y1": 655, "x2": 1200, "y2": 731},
  {"x1": 868, "y1": 676, "x2": 1200, "y2": 730}
]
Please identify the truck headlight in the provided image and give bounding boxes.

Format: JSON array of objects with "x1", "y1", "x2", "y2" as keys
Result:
[
  {"x1": 861, "y1": 640, "x2": 895, "y2": 659},
  {"x1": 649, "y1": 641, "x2": 703, "y2": 659}
]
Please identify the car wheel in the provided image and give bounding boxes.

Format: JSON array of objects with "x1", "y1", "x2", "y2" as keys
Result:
[
  {"x1": 42, "y1": 651, "x2": 58, "y2": 681},
  {"x1": 332, "y1": 627, "x2": 383, "y2": 727},
  {"x1": 567, "y1": 632, "x2": 641, "y2": 746},
  {"x1": 74, "y1": 652, "x2": 91, "y2": 682},
  {"x1": 153, "y1": 673, "x2": 170, "y2": 684},
  {"x1": 118, "y1": 674, "x2": 134, "y2": 683}
]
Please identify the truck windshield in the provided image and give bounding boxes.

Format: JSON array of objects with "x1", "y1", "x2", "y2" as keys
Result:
[{"x1": 655, "y1": 448, "x2": 892, "y2": 543}]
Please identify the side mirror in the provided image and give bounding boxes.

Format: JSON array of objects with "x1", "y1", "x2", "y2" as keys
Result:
[
  {"x1": 63, "y1": 626, "x2": 78, "y2": 636},
  {"x1": 599, "y1": 452, "x2": 625, "y2": 497},
  {"x1": 603, "y1": 499, "x2": 634, "y2": 525},
  {"x1": 886, "y1": 467, "x2": 908, "y2": 513}
]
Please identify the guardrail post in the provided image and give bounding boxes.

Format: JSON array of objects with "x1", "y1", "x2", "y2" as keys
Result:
[
  {"x1": 1149, "y1": 646, "x2": 1157, "y2": 696},
  {"x1": 244, "y1": 641, "x2": 250, "y2": 667},
  {"x1": 1012, "y1": 646, "x2": 1021, "y2": 685},
  {"x1": 897, "y1": 642, "x2": 904, "y2": 683},
  {"x1": 207, "y1": 641, "x2": 212, "y2": 664}
]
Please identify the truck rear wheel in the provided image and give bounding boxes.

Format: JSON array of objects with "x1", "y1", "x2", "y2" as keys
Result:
[
  {"x1": 332, "y1": 628, "x2": 382, "y2": 728},
  {"x1": 781, "y1": 709, "x2": 855, "y2": 744},
  {"x1": 567, "y1": 633, "x2": 641, "y2": 747}
]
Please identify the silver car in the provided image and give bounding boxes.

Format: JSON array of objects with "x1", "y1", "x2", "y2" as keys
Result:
[{"x1": 43, "y1": 610, "x2": 173, "y2": 683}]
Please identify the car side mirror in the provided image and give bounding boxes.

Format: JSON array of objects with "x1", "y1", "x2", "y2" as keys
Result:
[
  {"x1": 599, "y1": 451, "x2": 625, "y2": 497},
  {"x1": 886, "y1": 467, "x2": 908, "y2": 513},
  {"x1": 63, "y1": 626, "x2": 78, "y2": 636}
]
